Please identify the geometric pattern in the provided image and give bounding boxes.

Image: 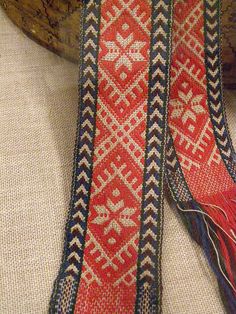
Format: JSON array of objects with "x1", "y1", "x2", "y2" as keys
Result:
[
  {"x1": 168, "y1": 0, "x2": 235, "y2": 199},
  {"x1": 135, "y1": 0, "x2": 173, "y2": 311},
  {"x1": 167, "y1": 1, "x2": 236, "y2": 312},
  {"x1": 49, "y1": 0, "x2": 102, "y2": 312},
  {"x1": 1, "y1": 0, "x2": 234, "y2": 89},
  {"x1": 50, "y1": 0, "x2": 236, "y2": 313},
  {"x1": 75, "y1": 0, "x2": 151, "y2": 312},
  {"x1": 204, "y1": 0, "x2": 236, "y2": 182},
  {"x1": 49, "y1": 0, "x2": 173, "y2": 312}
]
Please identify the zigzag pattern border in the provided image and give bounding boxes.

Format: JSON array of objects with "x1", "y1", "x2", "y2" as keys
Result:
[
  {"x1": 204, "y1": 0, "x2": 236, "y2": 181},
  {"x1": 135, "y1": 1, "x2": 173, "y2": 313},
  {"x1": 49, "y1": 1, "x2": 101, "y2": 312}
]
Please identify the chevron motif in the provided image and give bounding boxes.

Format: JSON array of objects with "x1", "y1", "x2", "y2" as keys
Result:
[
  {"x1": 50, "y1": 0, "x2": 236, "y2": 313},
  {"x1": 51, "y1": 0, "x2": 173, "y2": 312},
  {"x1": 49, "y1": 1, "x2": 101, "y2": 313},
  {"x1": 64, "y1": 0, "x2": 100, "y2": 278},
  {"x1": 74, "y1": 0, "x2": 153, "y2": 313},
  {"x1": 166, "y1": 1, "x2": 236, "y2": 312},
  {"x1": 204, "y1": 0, "x2": 236, "y2": 181},
  {"x1": 135, "y1": 1, "x2": 172, "y2": 312},
  {"x1": 167, "y1": 0, "x2": 235, "y2": 199}
]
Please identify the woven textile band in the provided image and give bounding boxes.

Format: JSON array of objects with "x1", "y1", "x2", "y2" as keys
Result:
[{"x1": 50, "y1": 0, "x2": 236, "y2": 313}]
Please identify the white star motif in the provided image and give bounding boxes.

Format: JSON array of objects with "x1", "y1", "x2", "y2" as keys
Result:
[
  {"x1": 103, "y1": 26, "x2": 146, "y2": 79},
  {"x1": 170, "y1": 82, "x2": 205, "y2": 132},
  {"x1": 92, "y1": 188, "x2": 136, "y2": 244}
]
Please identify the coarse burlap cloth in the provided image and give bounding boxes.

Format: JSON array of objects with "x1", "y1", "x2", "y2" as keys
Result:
[{"x1": 0, "y1": 9, "x2": 235, "y2": 314}]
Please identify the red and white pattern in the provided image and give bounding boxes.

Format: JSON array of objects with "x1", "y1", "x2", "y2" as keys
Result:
[
  {"x1": 75, "y1": 1, "x2": 151, "y2": 312},
  {"x1": 50, "y1": 0, "x2": 236, "y2": 312},
  {"x1": 169, "y1": 0, "x2": 234, "y2": 199},
  {"x1": 168, "y1": 1, "x2": 236, "y2": 305}
]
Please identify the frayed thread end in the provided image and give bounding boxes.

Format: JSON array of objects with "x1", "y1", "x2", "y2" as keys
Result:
[{"x1": 176, "y1": 187, "x2": 236, "y2": 313}]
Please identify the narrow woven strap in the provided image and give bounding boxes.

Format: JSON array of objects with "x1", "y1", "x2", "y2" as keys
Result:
[
  {"x1": 166, "y1": 0, "x2": 236, "y2": 312},
  {"x1": 50, "y1": 0, "x2": 236, "y2": 313}
]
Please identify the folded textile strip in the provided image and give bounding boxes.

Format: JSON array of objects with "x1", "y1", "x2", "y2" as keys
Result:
[{"x1": 50, "y1": 0, "x2": 236, "y2": 313}]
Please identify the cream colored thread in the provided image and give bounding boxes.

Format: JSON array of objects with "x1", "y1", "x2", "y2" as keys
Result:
[
  {"x1": 203, "y1": 215, "x2": 236, "y2": 293},
  {"x1": 177, "y1": 205, "x2": 236, "y2": 244}
]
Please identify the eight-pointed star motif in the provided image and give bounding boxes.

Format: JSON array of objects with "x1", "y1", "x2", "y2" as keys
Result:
[
  {"x1": 170, "y1": 84, "x2": 205, "y2": 132},
  {"x1": 92, "y1": 188, "x2": 136, "y2": 244},
  {"x1": 103, "y1": 30, "x2": 146, "y2": 72}
]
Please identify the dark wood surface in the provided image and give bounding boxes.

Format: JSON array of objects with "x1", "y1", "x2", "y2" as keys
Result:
[
  {"x1": 222, "y1": 0, "x2": 236, "y2": 89},
  {"x1": 0, "y1": 0, "x2": 82, "y2": 63}
]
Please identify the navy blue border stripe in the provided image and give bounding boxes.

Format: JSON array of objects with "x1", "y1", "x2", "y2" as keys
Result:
[
  {"x1": 135, "y1": 1, "x2": 173, "y2": 313},
  {"x1": 204, "y1": 0, "x2": 236, "y2": 182},
  {"x1": 166, "y1": 2, "x2": 236, "y2": 312},
  {"x1": 49, "y1": 1, "x2": 101, "y2": 312}
]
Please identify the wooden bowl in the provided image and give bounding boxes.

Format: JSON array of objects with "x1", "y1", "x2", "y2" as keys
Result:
[
  {"x1": 222, "y1": 0, "x2": 236, "y2": 89},
  {"x1": 0, "y1": 0, "x2": 82, "y2": 63},
  {"x1": 0, "y1": 0, "x2": 235, "y2": 88}
]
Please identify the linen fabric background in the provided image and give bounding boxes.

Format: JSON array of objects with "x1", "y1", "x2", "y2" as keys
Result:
[{"x1": 0, "y1": 8, "x2": 235, "y2": 314}]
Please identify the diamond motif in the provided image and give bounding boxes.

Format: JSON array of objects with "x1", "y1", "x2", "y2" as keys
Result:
[
  {"x1": 99, "y1": 13, "x2": 149, "y2": 116},
  {"x1": 75, "y1": 1, "x2": 151, "y2": 312}
]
